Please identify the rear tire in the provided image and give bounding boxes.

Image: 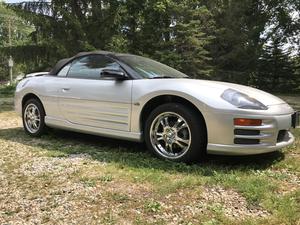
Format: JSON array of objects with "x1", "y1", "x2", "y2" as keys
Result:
[
  {"x1": 144, "y1": 103, "x2": 207, "y2": 163},
  {"x1": 22, "y1": 98, "x2": 47, "y2": 137}
]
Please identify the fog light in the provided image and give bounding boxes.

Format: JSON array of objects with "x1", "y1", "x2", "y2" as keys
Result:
[{"x1": 234, "y1": 118, "x2": 262, "y2": 126}]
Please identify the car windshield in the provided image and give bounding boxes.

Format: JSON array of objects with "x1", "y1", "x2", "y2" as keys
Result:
[{"x1": 118, "y1": 55, "x2": 189, "y2": 79}]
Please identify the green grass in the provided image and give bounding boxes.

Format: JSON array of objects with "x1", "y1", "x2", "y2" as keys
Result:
[
  {"x1": 0, "y1": 92, "x2": 299, "y2": 224},
  {"x1": 0, "y1": 84, "x2": 16, "y2": 98}
]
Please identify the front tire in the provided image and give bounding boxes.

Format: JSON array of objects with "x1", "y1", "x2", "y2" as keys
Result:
[
  {"x1": 144, "y1": 103, "x2": 207, "y2": 163},
  {"x1": 22, "y1": 98, "x2": 46, "y2": 137}
]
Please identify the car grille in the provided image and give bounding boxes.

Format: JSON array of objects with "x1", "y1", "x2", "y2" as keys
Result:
[
  {"x1": 234, "y1": 138, "x2": 260, "y2": 144},
  {"x1": 234, "y1": 129, "x2": 260, "y2": 136},
  {"x1": 233, "y1": 129, "x2": 260, "y2": 144}
]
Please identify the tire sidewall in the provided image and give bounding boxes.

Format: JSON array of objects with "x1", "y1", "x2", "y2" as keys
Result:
[
  {"x1": 22, "y1": 99, "x2": 46, "y2": 137},
  {"x1": 144, "y1": 103, "x2": 207, "y2": 163}
]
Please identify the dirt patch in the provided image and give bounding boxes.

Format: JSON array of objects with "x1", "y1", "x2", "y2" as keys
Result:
[
  {"x1": 274, "y1": 169, "x2": 300, "y2": 195},
  {"x1": 199, "y1": 186, "x2": 270, "y2": 219},
  {"x1": 0, "y1": 111, "x2": 21, "y2": 129},
  {"x1": 140, "y1": 185, "x2": 271, "y2": 224},
  {"x1": 19, "y1": 154, "x2": 93, "y2": 176}
]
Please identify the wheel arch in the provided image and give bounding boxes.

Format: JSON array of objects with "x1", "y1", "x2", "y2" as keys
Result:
[
  {"x1": 140, "y1": 95, "x2": 207, "y2": 140},
  {"x1": 22, "y1": 93, "x2": 46, "y2": 115}
]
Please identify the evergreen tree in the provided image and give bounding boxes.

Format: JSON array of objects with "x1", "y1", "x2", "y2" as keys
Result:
[
  {"x1": 165, "y1": 0, "x2": 215, "y2": 78},
  {"x1": 205, "y1": 0, "x2": 300, "y2": 87},
  {"x1": 292, "y1": 55, "x2": 300, "y2": 92},
  {"x1": 257, "y1": 39, "x2": 297, "y2": 91},
  {"x1": 3, "y1": 0, "x2": 299, "y2": 92},
  {"x1": 122, "y1": 0, "x2": 215, "y2": 78}
]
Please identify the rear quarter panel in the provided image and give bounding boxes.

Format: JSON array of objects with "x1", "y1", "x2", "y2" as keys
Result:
[{"x1": 15, "y1": 76, "x2": 62, "y2": 119}]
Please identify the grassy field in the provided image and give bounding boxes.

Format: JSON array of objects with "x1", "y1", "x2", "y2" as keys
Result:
[{"x1": 0, "y1": 92, "x2": 299, "y2": 224}]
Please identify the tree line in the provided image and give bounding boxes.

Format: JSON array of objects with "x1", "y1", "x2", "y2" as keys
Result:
[{"x1": 0, "y1": 0, "x2": 299, "y2": 92}]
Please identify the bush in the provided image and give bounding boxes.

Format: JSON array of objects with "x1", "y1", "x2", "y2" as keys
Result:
[{"x1": 0, "y1": 84, "x2": 16, "y2": 97}]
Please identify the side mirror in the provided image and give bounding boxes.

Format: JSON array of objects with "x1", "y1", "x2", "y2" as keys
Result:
[{"x1": 100, "y1": 69, "x2": 128, "y2": 80}]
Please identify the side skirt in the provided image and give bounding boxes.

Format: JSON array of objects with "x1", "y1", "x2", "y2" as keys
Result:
[{"x1": 45, "y1": 116, "x2": 142, "y2": 142}]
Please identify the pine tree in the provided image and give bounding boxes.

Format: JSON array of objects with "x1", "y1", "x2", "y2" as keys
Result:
[
  {"x1": 257, "y1": 39, "x2": 297, "y2": 92},
  {"x1": 122, "y1": 0, "x2": 215, "y2": 78},
  {"x1": 205, "y1": 0, "x2": 300, "y2": 86},
  {"x1": 168, "y1": 1, "x2": 215, "y2": 78}
]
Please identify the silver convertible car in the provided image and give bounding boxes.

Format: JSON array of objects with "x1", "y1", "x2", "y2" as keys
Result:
[{"x1": 15, "y1": 51, "x2": 299, "y2": 162}]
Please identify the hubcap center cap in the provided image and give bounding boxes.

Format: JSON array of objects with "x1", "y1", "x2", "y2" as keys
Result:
[{"x1": 163, "y1": 127, "x2": 176, "y2": 143}]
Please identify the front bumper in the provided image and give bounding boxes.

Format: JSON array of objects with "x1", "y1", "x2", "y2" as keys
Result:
[
  {"x1": 207, "y1": 131, "x2": 294, "y2": 155},
  {"x1": 205, "y1": 104, "x2": 295, "y2": 155}
]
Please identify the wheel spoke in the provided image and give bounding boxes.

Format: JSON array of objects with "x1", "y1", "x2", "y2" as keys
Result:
[
  {"x1": 165, "y1": 141, "x2": 168, "y2": 150},
  {"x1": 160, "y1": 119, "x2": 165, "y2": 127},
  {"x1": 30, "y1": 107, "x2": 34, "y2": 115},
  {"x1": 164, "y1": 117, "x2": 169, "y2": 127},
  {"x1": 176, "y1": 137, "x2": 190, "y2": 145},
  {"x1": 169, "y1": 143, "x2": 173, "y2": 153},
  {"x1": 157, "y1": 137, "x2": 164, "y2": 141},
  {"x1": 32, "y1": 122, "x2": 38, "y2": 129},
  {"x1": 30, "y1": 121, "x2": 36, "y2": 130},
  {"x1": 26, "y1": 111, "x2": 31, "y2": 118},
  {"x1": 178, "y1": 123, "x2": 187, "y2": 131},
  {"x1": 33, "y1": 106, "x2": 37, "y2": 115},
  {"x1": 175, "y1": 141, "x2": 185, "y2": 149},
  {"x1": 173, "y1": 118, "x2": 182, "y2": 128},
  {"x1": 156, "y1": 132, "x2": 163, "y2": 137}
]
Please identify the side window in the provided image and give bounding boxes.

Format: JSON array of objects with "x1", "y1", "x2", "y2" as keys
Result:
[
  {"x1": 67, "y1": 55, "x2": 121, "y2": 79},
  {"x1": 57, "y1": 63, "x2": 71, "y2": 77}
]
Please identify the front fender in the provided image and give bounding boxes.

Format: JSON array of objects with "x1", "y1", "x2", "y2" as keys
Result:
[{"x1": 130, "y1": 83, "x2": 212, "y2": 134}]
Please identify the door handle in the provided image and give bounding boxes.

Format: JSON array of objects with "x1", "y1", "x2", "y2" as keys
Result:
[{"x1": 62, "y1": 88, "x2": 70, "y2": 92}]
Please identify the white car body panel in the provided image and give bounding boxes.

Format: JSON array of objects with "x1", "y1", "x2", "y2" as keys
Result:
[
  {"x1": 52, "y1": 76, "x2": 132, "y2": 131},
  {"x1": 15, "y1": 72, "x2": 296, "y2": 155}
]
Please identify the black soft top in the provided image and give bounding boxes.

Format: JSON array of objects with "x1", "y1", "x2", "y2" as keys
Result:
[{"x1": 49, "y1": 50, "x2": 115, "y2": 75}]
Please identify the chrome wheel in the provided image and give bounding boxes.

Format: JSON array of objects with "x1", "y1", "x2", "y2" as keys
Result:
[
  {"x1": 150, "y1": 112, "x2": 191, "y2": 159},
  {"x1": 24, "y1": 103, "x2": 41, "y2": 134}
]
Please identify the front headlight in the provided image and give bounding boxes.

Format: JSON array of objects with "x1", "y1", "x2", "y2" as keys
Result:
[{"x1": 221, "y1": 89, "x2": 268, "y2": 110}]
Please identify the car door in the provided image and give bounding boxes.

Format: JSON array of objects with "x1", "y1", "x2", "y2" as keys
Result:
[{"x1": 56, "y1": 54, "x2": 132, "y2": 131}]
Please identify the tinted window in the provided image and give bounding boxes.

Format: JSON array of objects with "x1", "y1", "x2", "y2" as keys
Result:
[{"x1": 67, "y1": 55, "x2": 121, "y2": 79}]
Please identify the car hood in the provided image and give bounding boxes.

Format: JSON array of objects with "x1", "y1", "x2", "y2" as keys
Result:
[{"x1": 177, "y1": 79, "x2": 286, "y2": 106}]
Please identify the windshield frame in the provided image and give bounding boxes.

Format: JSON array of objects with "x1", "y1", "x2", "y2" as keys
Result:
[{"x1": 115, "y1": 54, "x2": 189, "y2": 79}]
